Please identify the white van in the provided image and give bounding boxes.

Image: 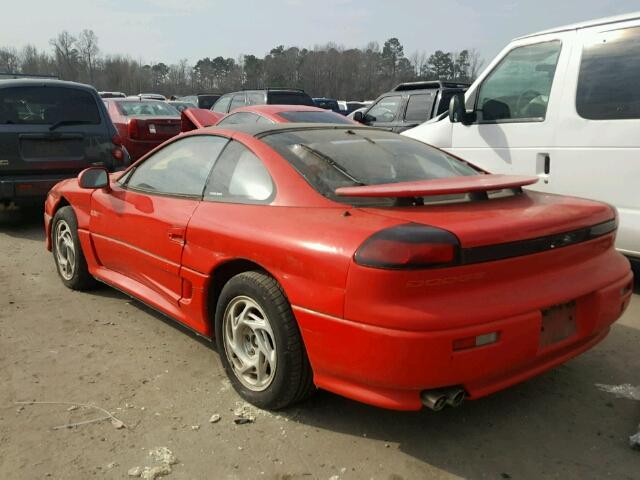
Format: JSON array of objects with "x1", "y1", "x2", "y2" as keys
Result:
[{"x1": 403, "y1": 12, "x2": 640, "y2": 265}]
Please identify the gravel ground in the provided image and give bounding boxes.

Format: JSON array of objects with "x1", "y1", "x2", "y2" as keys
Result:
[{"x1": 1, "y1": 207, "x2": 638, "y2": 480}]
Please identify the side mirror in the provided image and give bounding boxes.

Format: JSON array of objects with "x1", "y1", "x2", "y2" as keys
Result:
[
  {"x1": 353, "y1": 111, "x2": 364, "y2": 123},
  {"x1": 78, "y1": 167, "x2": 110, "y2": 190},
  {"x1": 449, "y1": 93, "x2": 475, "y2": 125}
]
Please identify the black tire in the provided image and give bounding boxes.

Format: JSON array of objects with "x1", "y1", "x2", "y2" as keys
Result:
[
  {"x1": 51, "y1": 206, "x2": 97, "y2": 290},
  {"x1": 215, "y1": 271, "x2": 315, "y2": 410}
]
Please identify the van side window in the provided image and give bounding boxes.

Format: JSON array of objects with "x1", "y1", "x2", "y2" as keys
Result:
[
  {"x1": 577, "y1": 27, "x2": 640, "y2": 120},
  {"x1": 404, "y1": 93, "x2": 435, "y2": 122},
  {"x1": 475, "y1": 41, "x2": 561, "y2": 122}
]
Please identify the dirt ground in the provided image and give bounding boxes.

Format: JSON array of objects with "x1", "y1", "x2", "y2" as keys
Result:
[{"x1": 1, "y1": 207, "x2": 638, "y2": 480}]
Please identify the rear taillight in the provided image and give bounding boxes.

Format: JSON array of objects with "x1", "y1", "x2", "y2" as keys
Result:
[
  {"x1": 127, "y1": 119, "x2": 139, "y2": 139},
  {"x1": 354, "y1": 223, "x2": 460, "y2": 269},
  {"x1": 111, "y1": 135, "x2": 124, "y2": 162}
]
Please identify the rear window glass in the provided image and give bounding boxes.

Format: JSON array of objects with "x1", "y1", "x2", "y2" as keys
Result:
[
  {"x1": 577, "y1": 27, "x2": 640, "y2": 120},
  {"x1": 268, "y1": 92, "x2": 315, "y2": 106},
  {"x1": 262, "y1": 128, "x2": 479, "y2": 206},
  {"x1": 0, "y1": 86, "x2": 100, "y2": 126},
  {"x1": 277, "y1": 111, "x2": 354, "y2": 124},
  {"x1": 116, "y1": 101, "x2": 179, "y2": 116}
]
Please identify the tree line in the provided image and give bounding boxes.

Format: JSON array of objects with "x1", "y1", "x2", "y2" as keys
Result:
[{"x1": 0, "y1": 31, "x2": 483, "y2": 100}]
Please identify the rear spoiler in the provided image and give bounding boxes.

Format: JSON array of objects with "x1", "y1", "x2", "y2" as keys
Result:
[
  {"x1": 334, "y1": 174, "x2": 538, "y2": 197},
  {"x1": 181, "y1": 108, "x2": 223, "y2": 132}
]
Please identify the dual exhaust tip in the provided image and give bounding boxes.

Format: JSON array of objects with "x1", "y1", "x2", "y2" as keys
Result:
[{"x1": 421, "y1": 387, "x2": 466, "y2": 411}]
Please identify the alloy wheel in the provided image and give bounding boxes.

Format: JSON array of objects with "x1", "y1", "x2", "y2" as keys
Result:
[{"x1": 223, "y1": 295, "x2": 277, "y2": 391}]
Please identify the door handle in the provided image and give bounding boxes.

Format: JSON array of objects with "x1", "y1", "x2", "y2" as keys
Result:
[
  {"x1": 167, "y1": 227, "x2": 185, "y2": 244},
  {"x1": 536, "y1": 153, "x2": 550, "y2": 184}
]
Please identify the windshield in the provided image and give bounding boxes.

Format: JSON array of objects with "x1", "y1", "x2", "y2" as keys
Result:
[
  {"x1": 262, "y1": 128, "x2": 479, "y2": 205},
  {"x1": 116, "y1": 101, "x2": 179, "y2": 116},
  {"x1": 277, "y1": 111, "x2": 354, "y2": 124},
  {"x1": 0, "y1": 86, "x2": 100, "y2": 125}
]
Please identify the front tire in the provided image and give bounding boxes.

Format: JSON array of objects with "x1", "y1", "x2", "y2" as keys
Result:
[
  {"x1": 215, "y1": 271, "x2": 314, "y2": 409},
  {"x1": 51, "y1": 206, "x2": 96, "y2": 290}
]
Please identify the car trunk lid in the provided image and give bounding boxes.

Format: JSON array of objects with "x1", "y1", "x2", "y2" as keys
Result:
[
  {"x1": 127, "y1": 115, "x2": 180, "y2": 141},
  {"x1": 358, "y1": 190, "x2": 615, "y2": 249}
]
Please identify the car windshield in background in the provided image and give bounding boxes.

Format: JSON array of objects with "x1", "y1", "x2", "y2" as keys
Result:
[
  {"x1": 262, "y1": 128, "x2": 479, "y2": 205},
  {"x1": 269, "y1": 93, "x2": 315, "y2": 106},
  {"x1": 117, "y1": 101, "x2": 179, "y2": 116},
  {"x1": 0, "y1": 86, "x2": 100, "y2": 125},
  {"x1": 277, "y1": 111, "x2": 354, "y2": 124}
]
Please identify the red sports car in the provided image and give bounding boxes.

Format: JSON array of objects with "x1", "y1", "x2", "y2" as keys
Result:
[
  {"x1": 44, "y1": 123, "x2": 633, "y2": 411},
  {"x1": 215, "y1": 105, "x2": 357, "y2": 126},
  {"x1": 104, "y1": 98, "x2": 181, "y2": 161}
]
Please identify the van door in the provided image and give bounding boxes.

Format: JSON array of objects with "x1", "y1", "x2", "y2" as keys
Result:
[
  {"x1": 550, "y1": 21, "x2": 640, "y2": 258},
  {"x1": 446, "y1": 33, "x2": 572, "y2": 177}
]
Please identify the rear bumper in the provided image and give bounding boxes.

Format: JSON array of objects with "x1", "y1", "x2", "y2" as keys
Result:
[
  {"x1": 295, "y1": 270, "x2": 633, "y2": 410},
  {"x1": 0, "y1": 174, "x2": 74, "y2": 204}
]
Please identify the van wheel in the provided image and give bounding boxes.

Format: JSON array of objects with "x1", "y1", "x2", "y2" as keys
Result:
[
  {"x1": 51, "y1": 206, "x2": 97, "y2": 290},
  {"x1": 215, "y1": 271, "x2": 315, "y2": 410}
]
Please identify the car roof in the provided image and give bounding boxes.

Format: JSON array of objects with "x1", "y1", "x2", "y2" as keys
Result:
[
  {"x1": 0, "y1": 78, "x2": 97, "y2": 92},
  {"x1": 231, "y1": 105, "x2": 331, "y2": 115},
  {"x1": 200, "y1": 122, "x2": 380, "y2": 138},
  {"x1": 515, "y1": 11, "x2": 640, "y2": 40}
]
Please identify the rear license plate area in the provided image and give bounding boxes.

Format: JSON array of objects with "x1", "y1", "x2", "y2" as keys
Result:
[{"x1": 540, "y1": 301, "x2": 577, "y2": 348}]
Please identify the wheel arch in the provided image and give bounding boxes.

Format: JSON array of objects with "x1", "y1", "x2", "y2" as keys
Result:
[{"x1": 205, "y1": 258, "x2": 290, "y2": 333}]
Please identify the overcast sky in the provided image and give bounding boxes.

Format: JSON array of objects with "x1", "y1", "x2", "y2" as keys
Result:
[{"x1": 2, "y1": 0, "x2": 638, "y2": 65}]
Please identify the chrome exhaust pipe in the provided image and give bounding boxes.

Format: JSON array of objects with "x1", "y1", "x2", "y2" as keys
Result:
[
  {"x1": 421, "y1": 387, "x2": 466, "y2": 410},
  {"x1": 445, "y1": 388, "x2": 466, "y2": 407},
  {"x1": 420, "y1": 390, "x2": 448, "y2": 411}
]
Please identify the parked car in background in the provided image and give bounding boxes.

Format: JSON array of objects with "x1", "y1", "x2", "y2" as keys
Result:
[
  {"x1": 215, "y1": 105, "x2": 356, "y2": 126},
  {"x1": 354, "y1": 81, "x2": 469, "y2": 132},
  {"x1": 0, "y1": 79, "x2": 128, "y2": 207},
  {"x1": 337, "y1": 100, "x2": 348, "y2": 114},
  {"x1": 99, "y1": 91, "x2": 126, "y2": 99},
  {"x1": 45, "y1": 123, "x2": 632, "y2": 411},
  {"x1": 345, "y1": 101, "x2": 368, "y2": 116},
  {"x1": 313, "y1": 97, "x2": 341, "y2": 113},
  {"x1": 103, "y1": 98, "x2": 180, "y2": 160},
  {"x1": 211, "y1": 88, "x2": 315, "y2": 114},
  {"x1": 168, "y1": 100, "x2": 197, "y2": 112},
  {"x1": 403, "y1": 12, "x2": 640, "y2": 267},
  {"x1": 178, "y1": 94, "x2": 221, "y2": 109},
  {"x1": 137, "y1": 93, "x2": 166, "y2": 101}
]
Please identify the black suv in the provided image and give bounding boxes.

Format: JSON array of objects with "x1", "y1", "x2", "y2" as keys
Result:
[
  {"x1": 354, "y1": 81, "x2": 469, "y2": 132},
  {"x1": 211, "y1": 88, "x2": 315, "y2": 113},
  {"x1": 0, "y1": 79, "x2": 129, "y2": 206},
  {"x1": 177, "y1": 93, "x2": 221, "y2": 109}
]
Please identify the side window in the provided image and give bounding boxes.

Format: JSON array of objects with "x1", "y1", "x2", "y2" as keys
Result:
[
  {"x1": 246, "y1": 92, "x2": 266, "y2": 105},
  {"x1": 577, "y1": 27, "x2": 640, "y2": 120},
  {"x1": 367, "y1": 95, "x2": 402, "y2": 122},
  {"x1": 229, "y1": 93, "x2": 246, "y2": 111},
  {"x1": 127, "y1": 136, "x2": 228, "y2": 196},
  {"x1": 476, "y1": 41, "x2": 561, "y2": 122},
  {"x1": 204, "y1": 141, "x2": 274, "y2": 204},
  {"x1": 212, "y1": 95, "x2": 231, "y2": 113},
  {"x1": 218, "y1": 112, "x2": 260, "y2": 126},
  {"x1": 404, "y1": 93, "x2": 435, "y2": 121}
]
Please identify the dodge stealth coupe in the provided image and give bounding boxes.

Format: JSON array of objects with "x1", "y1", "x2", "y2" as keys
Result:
[{"x1": 44, "y1": 123, "x2": 633, "y2": 411}]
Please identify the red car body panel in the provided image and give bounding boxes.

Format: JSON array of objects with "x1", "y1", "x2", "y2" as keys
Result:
[
  {"x1": 181, "y1": 108, "x2": 223, "y2": 131},
  {"x1": 44, "y1": 126, "x2": 633, "y2": 410}
]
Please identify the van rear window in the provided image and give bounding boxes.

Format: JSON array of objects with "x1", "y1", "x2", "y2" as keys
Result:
[{"x1": 0, "y1": 86, "x2": 100, "y2": 125}]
